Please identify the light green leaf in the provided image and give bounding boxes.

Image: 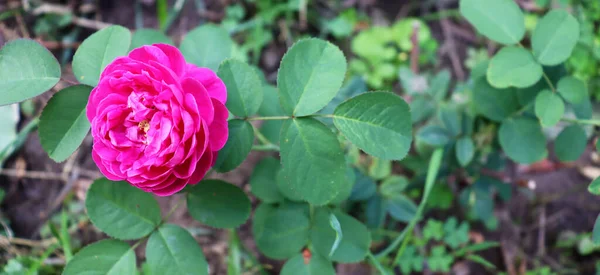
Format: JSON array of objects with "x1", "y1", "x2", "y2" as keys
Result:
[
  {"x1": 333, "y1": 92, "x2": 412, "y2": 160},
  {"x1": 328, "y1": 213, "x2": 343, "y2": 257},
  {"x1": 557, "y1": 76, "x2": 587, "y2": 104},
  {"x1": 180, "y1": 24, "x2": 233, "y2": 71},
  {"x1": 278, "y1": 38, "x2": 347, "y2": 116},
  {"x1": 279, "y1": 118, "x2": 347, "y2": 205},
  {"x1": 428, "y1": 69, "x2": 451, "y2": 101},
  {"x1": 63, "y1": 240, "x2": 136, "y2": 275},
  {"x1": 456, "y1": 136, "x2": 475, "y2": 167},
  {"x1": 280, "y1": 253, "x2": 335, "y2": 275},
  {"x1": 487, "y1": 47, "x2": 543, "y2": 88},
  {"x1": 499, "y1": 117, "x2": 547, "y2": 164},
  {"x1": 554, "y1": 125, "x2": 587, "y2": 162},
  {"x1": 187, "y1": 180, "x2": 251, "y2": 229},
  {"x1": 130, "y1": 29, "x2": 173, "y2": 50},
  {"x1": 368, "y1": 157, "x2": 391, "y2": 180},
  {"x1": 311, "y1": 209, "x2": 371, "y2": 263},
  {"x1": 85, "y1": 178, "x2": 161, "y2": 240},
  {"x1": 39, "y1": 85, "x2": 92, "y2": 162},
  {"x1": 0, "y1": 104, "x2": 18, "y2": 155},
  {"x1": 532, "y1": 10, "x2": 580, "y2": 66},
  {"x1": 594, "y1": 214, "x2": 600, "y2": 244},
  {"x1": 0, "y1": 39, "x2": 61, "y2": 105},
  {"x1": 217, "y1": 59, "x2": 263, "y2": 117},
  {"x1": 472, "y1": 78, "x2": 519, "y2": 122},
  {"x1": 459, "y1": 0, "x2": 525, "y2": 45},
  {"x1": 380, "y1": 176, "x2": 410, "y2": 198},
  {"x1": 73, "y1": 26, "x2": 131, "y2": 86},
  {"x1": 146, "y1": 224, "x2": 208, "y2": 275},
  {"x1": 588, "y1": 177, "x2": 600, "y2": 196},
  {"x1": 534, "y1": 89, "x2": 564, "y2": 127},
  {"x1": 253, "y1": 203, "x2": 310, "y2": 259},
  {"x1": 466, "y1": 255, "x2": 496, "y2": 269},
  {"x1": 250, "y1": 157, "x2": 285, "y2": 203},
  {"x1": 214, "y1": 119, "x2": 254, "y2": 172}
]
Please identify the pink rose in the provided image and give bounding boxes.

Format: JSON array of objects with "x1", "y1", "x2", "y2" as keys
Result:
[{"x1": 86, "y1": 44, "x2": 229, "y2": 196}]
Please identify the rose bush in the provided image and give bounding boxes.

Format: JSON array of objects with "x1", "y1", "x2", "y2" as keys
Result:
[{"x1": 86, "y1": 44, "x2": 229, "y2": 196}]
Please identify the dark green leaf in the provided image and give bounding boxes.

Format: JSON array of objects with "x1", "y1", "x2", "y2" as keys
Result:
[
  {"x1": 280, "y1": 253, "x2": 335, "y2": 275},
  {"x1": 472, "y1": 78, "x2": 520, "y2": 122},
  {"x1": 593, "y1": 214, "x2": 600, "y2": 244},
  {"x1": 349, "y1": 169, "x2": 377, "y2": 201},
  {"x1": 456, "y1": 137, "x2": 475, "y2": 167},
  {"x1": 217, "y1": 59, "x2": 263, "y2": 117},
  {"x1": 499, "y1": 117, "x2": 547, "y2": 164},
  {"x1": 250, "y1": 157, "x2": 285, "y2": 203},
  {"x1": 85, "y1": 178, "x2": 161, "y2": 240},
  {"x1": 417, "y1": 126, "x2": 452, "y2": 146},
  {"x1": 73, "y1": 26, "x2": 131, "y2": 86},
  {"x1": 187, "y1": 180, "x2": 251, "y2": 228},
  {"x1": 214, "y1": 120, "x2": 254, "y2": 172},
  {"x1": 0, "y1": 39, "x2": 61, "y2": 105},
  {"x1": 554, "y1": 124, "x2": 587, "y2": 162},
  {"x1": 253, "y1": 203, "x2": 310, "y2": 259},
  {"x1": 279, "y1": 118, "x2": 347, "y2": 205},
  {"x1": 333, "y1": 92, "x2": 412, "y2": 160},
  {"x1": 130, "y1": 29, "x2": 173, "y2": 50},
  {"x1": 466, "y1": 255, "x2": 496, "y2": 269},
  {"x1": 365, "y1": 195, "x2": 386, "y2": 229},
  {"x1": 386, "y1": 195, "x2": 417, "y2": 223},
  {"x1": 278, "y1": 38, "x2": 347, "y2": 116},
  {"x1": 39, "y1": 85, "x2": 92, "y2": 162},
  {"x1": 63, "y1": 240, "x2": 135, "y2": 275},
  {"x1": 439, "y1": 106, "x2": 461, "y2": 137},
  {"x1": 311, "y1": 209, "x2": 371, "y2": 263},
  {"x1": 146, "y1": 224, "x2": 208, "y2": 275}
]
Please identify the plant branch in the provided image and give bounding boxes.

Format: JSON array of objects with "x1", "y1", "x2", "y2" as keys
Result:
[
  {"x1": 561, "y1": 117, "x2": 600, "y2": 126},
  {"x1": 246, "y1": 116, "x2": 291, "y2": 121},
  {"x1": 367, "y1": 251, "x2": 389, "y2": 275},
  {"x1": 542, "y1": 73, "x2": 557, "y2": 93}
]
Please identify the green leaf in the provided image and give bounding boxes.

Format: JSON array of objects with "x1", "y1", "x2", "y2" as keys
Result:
[
  {"x1": 329, "y1": 167, "x2": 356, "y2": 204},
  {"x1": 472, "y1": 78, "x2": 519, "y2": 122},
  {"x1": 63, "y1": 240, "x2": 135, "y2": 275},
  {"x1": 573, "y1": 97, "x2": 593, "y2": 119},
  {"x1": 396, "y1": 246, "x2": 424, "y2": 274},
  {"x1": 428, "y1": 69, "x2": 451, "y2": 101},
  {"x1": 180, "y1": 24, "x2": 232, "y2": 71},
  {"x1": 250, "y1": 157, "x2": 285, "y2": 203},
  {"x1": 276, "y1": 168, "x2": 304, "y2": 202},
  {"x1": 39, "y1": 85, "x2": 92, "y2": 162},
  {"x1": 368, "y1": 157, "x2": 391, "y2": 180},
  {"x1": 253, "y1": 203, "x2": 310, "y2": 259},
  {"x1": 456, "y1": 137, "x2": 475, "y2": 167},
  {"x1": 593, "y1": 214, "x2": 600, "y2": 244},
  {"x1": 280, "y1": 253, "x2": 336, "y2": 275},
  {"x1": 85, "y1": 178, "x2": 161, "y2": 240},
  {"x1": 365, "y1": 195, "x2": 386, "y2": 229},
  {"x1": 258, "y1": 85, "x2": 284, "y2": 144},
  {"x1": 454, "y1": 241, "x2": 500, "y2": 257},
  {"x1": 0, "y1": 39, "x2": 61, "y2": 105},
  {"x1": 386, "y1": 195, "x2": 417, "y2": 223},
  {"x1": 187, "y1": 180, "x2": 250, "y2": 229},
  {"x1": 0, "y1": 105, "x2": 18, "y2": 156},
  {"x1": 328, "y1": 213, "x2": 343, "y2": 257},
  {"x1": 279, "y1": 118, "x2": 347, "y2": 205},
  {"x1": 554, "y1": 124, "x2": 587, "y2": 162},
  {"x1": 278, "y1": 38, "x2": 347, "y2": 116},
  {"x1": 349, "y1": 169, "x2": 377, "y2": 201},
  {"x1": 557, "y1": 76, "x2": 587, "y2": 104},
  {"x1": 217, "y1": 59, "x2": 263, "y2": 117},
  {"x1": 214, "y1": 119, "x2": 254, "y2": 172},
  {"x1": 423, "y1": 220, "x2": 444, "y2": 241},
  {"x1": 439, "y1": 106, "x2": 461, "y2": 137},
  {"x1": 487, "y1": 46, "x2": 543, "y2": 88},
  {"x1": 466, "y1": 255, "x2": 496, "y2": 269},
  {"x1": 532, "y1": 10, "x2": 580, "y2": 66},
  {"x1": 333, "y1": 92, "x2": 412, "y2": 160},
  {"x1": 130, "y1": 29, "x2": 173, "y2": 50},
  {"x1": 380, "y1": 176, "x2": 410, "y2": 198},
  {"x1": 72, "y1": 26, "x2": 131, "y2": 86},
  {"x1": 534, "y1": 89, "x2": 564, "y2": 127},
  {"x1": 428, "y1": 246, "x2": 454, "y2": 272},
  {"x1": 417, "y1": 125, "x2": 452, "y2": 146},
  {"x1": 311, "y1": 209, "x2": 371, "y2": 263},
  {"x1": 443, "y1": 217, "x2": 470, "y2": 248},
  {"x1": 146, "y1": 224, "x2": 208, "y2": 275},
  {"x1": 499, "y1": 117, "x2": 547, "y2": 164},
  {"x1": 459, "y1": 0, "x2": 525, "y2": 45},
  {"x1": 588, "y1": 177, "x2": 600, "y2": 196}
]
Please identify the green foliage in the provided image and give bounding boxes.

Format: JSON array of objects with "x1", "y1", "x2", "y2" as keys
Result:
[
  {"x1": 333, "y1": 92, "x2": 412, "y2": 160},
  {"x1": 130, "y1": 29, "x2": 173, "y2": 50},
  {"x1": 557, "y1": 76, "x2": 588, "y2": 104},
  {"x1": 180, "y1": 24, "x2": 233, "y2": 71},
  {"x1": 428, "y1": 246, "x2": 454, "y2": 272},
  {"x1": 85, "y1": 178, "x2": 161, "y2": 240},
  {"x1": 63, "y1": 240, "x2": 136, "y2": 275},
  {"x1": 146, "y1": 224, "x2": 209, "y2": 275},
  {"x1": 460, "y1": 0, "x2": 525, "y2": 45},
  {"x1": 39, "y1": 85, "x2": 92, "y2": 162},
  {"x1": 250, "y1": 157, "x2": 285, "y2": 203},
  {"x1": 554, "y1": 124, "x2": 587, "y2": 162},
  {"x1": 532, "y1": 10, "x2": 580, "y2": 66},
  {"x1": 280, "y1": 118, "x2": 347, "y2": 205},
  {"x1": 253, "y1": 203, "x2": 310, "y2": 259},
  {"x1": 72, "y1": 26, "x2": 131, "y2": 86},
  {"x1": 187, "y1": 180, "x2": 251, "y2": 229},
  {"x1": 487, "y1": 46, "x2": 543, "y2": 88},
  {"x1": 217, "y1": 59, "x2": 264, "y2": 117},
  {"x1": 499, "y1": 118, "x2": 547, "y2": 164},
  {"x1": 277, "y1": 39, "x2": 347, "y2": 116},
  {"x1": 311, "y1": 209, "x2": 371, "y2": 263},
  {"x1": 214, "y1": 119, "x2": 254, "y2": 172},
  {"x1": 472, "y1": 78, "x2": 519, "y2": 122},
  {"x1": 589, "y1": 177, "x2": 600, "y2": 195},
  {"x1": 456, "y1": 137, "x2": 475, "y2": 167},
  {"x1": 535, "y1": 89, "x2": 564, "y2": 127},
  {"x1": 443, "y1": 217, "x2": 470, "y2": 249},
  {"x1": 280, "y1": 253, "x2": 335, "y2": 275},
  {"x1": 0, "y1": 39, "x2": 61, "y2": 105}
]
